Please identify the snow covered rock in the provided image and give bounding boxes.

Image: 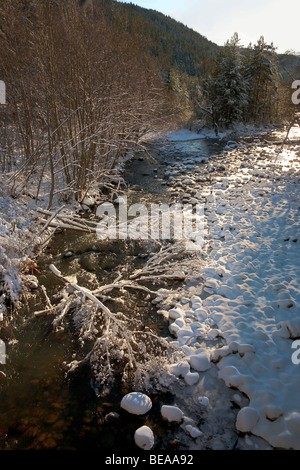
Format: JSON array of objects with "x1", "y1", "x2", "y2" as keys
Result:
[
  {"x1": 169, "y1": 360, "x2": 190, "y2": 378},
  {"x1": 236, "y1": 407, "x2": 259, "y2": 433},
  {"x1": 134, "y1": 425, "x2": 155, "y2": 450},
  {"x1": 161, "y1": 405, "x2": 183, "y2": 423},
  {"x1": 218, "y1": 365, "x2": 242, "y2": 388},
  {"x1": 198, "y1": 396, "x2": 210, "y2": 407},
  {"x1": 263, "y1": 405, "x2": 283, "y2": 421},
  {"x1": 189, "y1": 349, "x2": 211, "y2": 372},
  {"x1": 121, "y1": 392, "x2": 152, "y2": 415},
  {"x1": 168, "y1": 307, "x2": 185, "y2": 320}
]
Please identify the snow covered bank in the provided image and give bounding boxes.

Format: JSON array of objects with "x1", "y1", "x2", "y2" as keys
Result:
[
  {"x1": 165, "y1": 124, "x2": 276, "y2": 142},
  {"x1": 166, "y1": 128, "x2": 228, "y2": 142},
  {"x1": 160, "y1": 128, "x2": 300, "y2": 449}
]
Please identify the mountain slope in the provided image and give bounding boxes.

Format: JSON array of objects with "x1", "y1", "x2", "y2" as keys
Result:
[{"x1": 97, "y1": 0, "x2": 220, "y2": 78}]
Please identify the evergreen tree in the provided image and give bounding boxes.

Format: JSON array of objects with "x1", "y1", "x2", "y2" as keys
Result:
[{"x1": 243, "y1": 36, "x2": 280, "y2": 124}]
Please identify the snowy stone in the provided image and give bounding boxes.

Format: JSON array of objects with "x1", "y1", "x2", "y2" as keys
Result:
[
  {"x1": 189, "y1": 350, "x2": 211, "y2": 372},
  {"x1": 121, "y1": 392, "x2": 152, "y2": 415},
  {"x1": 185, "y1": 425, "x2": 202, "y2": 439},
  {"x1": 184, "y1": 372, "x2": 199, "y2": 386},
  {"x1": 169, "y1": 360, "x2": 190, "y2": 378},
  {"x1": 237, "y1": 344, "x2": 255, "y2": 356},
  {"x1": 236, "y1": 407, "x2": 259, "y2": 433},
  {"x1": 104, "y1": 412, "x2": 120, "y2": 422},
  {"x1": 198, "y1": 396, "x2": 209, "y2": 407},
  {"x1": 182, "y1": 178, "x2": 194, "y2": 185},
  {"x1": 263, "y1": 405, "x2": 283, "y2": 421},
  {"x1": 82, "y1": 195, "x2": 95, "y2": 207},
  {"x1": 24, "y1": 275, "x2": 39, "y2": 290},
  {"x1": 161, "y1": 405, "x2": 183, "y2": 423},
  {"x1": 134, "y1": 426, "x2": 154, "y2": 450},
  {"x1": 168, "y1": 308, "x2": 185, "y2": 320},
  {"x1": 207, "y1": 329, "x2": 220, "y2": 340}
]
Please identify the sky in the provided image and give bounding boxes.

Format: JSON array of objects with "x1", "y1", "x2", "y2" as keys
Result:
[{"x1": 118, "y1": 0, "x2": 300, "y2": 54}]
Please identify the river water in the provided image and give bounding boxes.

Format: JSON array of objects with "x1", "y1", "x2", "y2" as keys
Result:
[{"x1": 0, "y1": 135, "x2": 235, "y2": 450}]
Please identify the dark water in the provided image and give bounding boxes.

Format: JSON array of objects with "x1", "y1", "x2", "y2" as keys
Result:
[{"x1": 0, "y1": 136, "x2": 229, "y2": 450}]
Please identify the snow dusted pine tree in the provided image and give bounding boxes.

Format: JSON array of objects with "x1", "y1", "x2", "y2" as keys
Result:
[{"x1": 213, "y1": 33, "x2": 248, "y2": 127}]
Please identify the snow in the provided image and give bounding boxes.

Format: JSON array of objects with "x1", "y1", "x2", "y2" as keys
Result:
[
  {"x1": 169, "y1": 360, "x2": 190, "y2": 378},
  {"x1": 184, "y1": 371, "x2": 200, "y2": 386},
  {"x1": 189, "y1": 350, "x2": 211, "y2": 372},
  {"x1": 134, "y1": 425, "x2": 155, "y2": 450},
  {"x1": 198, "y1": 396, "x2": 210, "y2": 407},
  {"x1": 161, "y1": 405, "x2": 184, "y2": 423},
  {"x1": 120, "y1": 392, "x2": 152, "y2": 415},
  {"x1": 166, "y1": 128, "x2": 230, "y2": 142},
  {"x1": 185, "y1": 424, "x2": 202, "y2": 439},
  {"x1": 162, "y1": 126, "x2": 300, "y2": 449}
]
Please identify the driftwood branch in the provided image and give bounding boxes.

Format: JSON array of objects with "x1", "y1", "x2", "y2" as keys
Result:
[{"x1": 48, "y1": 264, "x2": 178, "y2": 395}]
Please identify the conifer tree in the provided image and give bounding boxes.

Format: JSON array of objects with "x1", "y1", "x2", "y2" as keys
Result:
[{"x1": 213, "y1": 33, "x2": 248, "y2": 127}]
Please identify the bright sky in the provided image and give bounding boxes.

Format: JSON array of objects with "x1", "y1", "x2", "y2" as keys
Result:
[{"x1": 118, "y1": 0, "x2": 300, "y2": 54}]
